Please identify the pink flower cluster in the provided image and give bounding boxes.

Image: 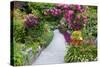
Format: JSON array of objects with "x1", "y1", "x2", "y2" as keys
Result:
[
  {"x1": 63, "y1": 4, "x2": 88, "y2": 30},
  {"x1": 24, "y1": 14, "x2": 39, "y2": 28},
  {"x1": 44, "y1": 4, "x2": 88, "y2": 30},
  {"x1": 44, "y1": 8, "x2": 62, "y2": 16}
]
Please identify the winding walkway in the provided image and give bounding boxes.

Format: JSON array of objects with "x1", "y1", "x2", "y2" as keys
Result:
[{"x1": 33, "y1": 29, "x2": 67, "y2": 65}]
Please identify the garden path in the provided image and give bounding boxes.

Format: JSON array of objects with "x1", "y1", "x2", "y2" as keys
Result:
[{"x1": 33, "y1": 29, "x2": 67, "y2": 65}]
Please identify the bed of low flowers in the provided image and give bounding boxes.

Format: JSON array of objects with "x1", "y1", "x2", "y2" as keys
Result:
[{"x1": 64, "y1": 44, "x2": 97, "y2": 63}]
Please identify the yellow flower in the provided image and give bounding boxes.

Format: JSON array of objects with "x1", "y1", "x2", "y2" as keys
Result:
[{"x1": 71, "y1": 31, "x2": 83, "y2": 40}]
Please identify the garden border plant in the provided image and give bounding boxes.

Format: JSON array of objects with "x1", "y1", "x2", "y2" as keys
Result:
[{"x1": 64, "y1": 44, "x2": 97, "y2": 63}]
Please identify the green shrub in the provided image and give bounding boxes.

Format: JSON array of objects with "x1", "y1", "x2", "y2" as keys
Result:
[
  {"x1": 13, "y1": 9, "x2": 26, "y2": 43},
  {"x1": 41, "y1": 31, "x2": 54, "y2": 48},
  {"x1": 82, "y1": 6, "x2": 97, "y2": 39},
  {"x1": 13, "y1": 41, "x2": 25, "y2": 66}
]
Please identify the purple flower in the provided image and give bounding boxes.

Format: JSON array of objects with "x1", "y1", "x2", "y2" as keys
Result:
[
  {"x1": 64, "y1": 31, "x2": 71, "y2": 43},
  {"x1": 80, "y1": 8, "x2": 85, "y2": 12},
  {"x1": 24, "y1": 14, "x2": 39, "y2": 28},
  {"x1": 76, "y1": 5, "x2": 81, "y2": 10},
  {"x1": 47, "y1": 8, "x2": 62, "y2": 16},
  {"x1": 63, "y1": 4, "x2": 69, "y2": 10},
  {"x1": 64, "y1": 10, "x2": 74, "y2": 24},
  {"x1": 68, "y1": 10, "x2": 74, "y2": 15},
  {"x1": 71, "y1": 22, "x2": 83, "y2": 30},
  {"x1": 83, "y1": 16, "x2": 87, "y2": 19},
  {"x1": 54, "y1": 8, "x2": 58, "y2": 12},
  {"x1": 83, "y1": 18, "x2": 88, "y2": 23},
  {"x1": 77, "y1": 15, "x2": 81, "y2": 19},
  {"x1": 49, "y1": 9, "x2": 54, "y2": 13}
]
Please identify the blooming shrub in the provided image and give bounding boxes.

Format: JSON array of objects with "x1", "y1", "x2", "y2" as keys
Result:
[
  {"x1": 24, "y1": 14, "x2": 39, "y2": 28},
  {"x1": 43, "y1": 4, "x2": 88, "y2": 31},
  {"x1": 44, "y1": 8, "x2": 62, "y2": 16},
  {"x1": 63, "y1": 5, "x2": 88, "y2": 30}
]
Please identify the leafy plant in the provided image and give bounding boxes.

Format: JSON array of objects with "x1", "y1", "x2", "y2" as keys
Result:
[
  {"x1": 11, "y1": 9, "x2": 25, "y2": 43},
  {"x1": 13, "y1": 40, "x2": 25, "y2": 66},
  {"x1": 64, "y1": 44, "x2": 97, "y2": 63},
  {"x1": 82, "y1": 6, "x2": 97, "y2": 39}
]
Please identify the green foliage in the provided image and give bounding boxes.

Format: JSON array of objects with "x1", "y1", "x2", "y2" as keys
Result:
[
  {"x1": 26, "y1": 22, "x2": 44, "y2": 38},
  {"x1": 41, "y1": 31, "x2": 54, "y2": 48},
  {"x1": 12, "y1": 7, "x2": 54, "y2": 65},
  {"x1": 82, "y1": 6, "x2": 97, "y2": 39},
  {"x1": 13, "y1": 40, "x2": 25, "y2": 66},
  {"x1": 64, "y1": 45, "x2": 97, "y2": 63},
  {"x1": 28, "y1": 2, "x2": 55, "y2": 19},
  {"x1": 26, "y1": 41, "x2": 39, "y2": 55},
  {"x1": 25, "y1": 28, "x2": 54, "y2": 49},
  {"x1": 13, "y1": 9, "x2": 26, "y2": 43},
  {"x1": 28, "y1": 2, "x2": 61, "y2": 28},
  {"x1": 13, "y1": 18, "x2": 25, "y2": 43}
]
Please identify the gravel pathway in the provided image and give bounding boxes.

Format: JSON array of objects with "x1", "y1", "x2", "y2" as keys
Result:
[{"x1": 33, "y1": 29, "x2": 66, "y2": 65}]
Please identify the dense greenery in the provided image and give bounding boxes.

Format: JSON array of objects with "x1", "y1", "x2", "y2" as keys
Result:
[
  {"x1": 13, "y1": 41, "x2": 25, "y2": 66},
  {"x1": 12, "y1": 2, "x2": 54, "y2": 66},
  {"x1": 82, "y1": 6, "x2": 97, "y2": 39},
  {"x1": 64, "y1": 45, "x2": 97, "y2": 62}
]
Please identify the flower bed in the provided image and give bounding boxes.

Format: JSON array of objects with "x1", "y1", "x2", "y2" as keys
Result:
[{"x1": 64, "y1": 44, "x2": 97, "y2": 63}]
